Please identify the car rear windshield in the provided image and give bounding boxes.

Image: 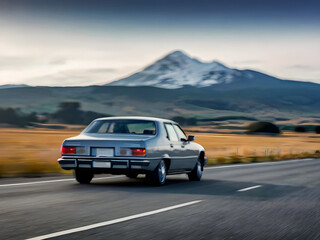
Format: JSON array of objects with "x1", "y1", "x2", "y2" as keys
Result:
[{"x1": 84, "y1": 119, "x2": 156, "y2": 135}]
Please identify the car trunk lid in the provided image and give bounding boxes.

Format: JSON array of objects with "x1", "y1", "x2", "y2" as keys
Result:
[{"x1": 63, "y1": 133, "x2": 154, "y2": 157}]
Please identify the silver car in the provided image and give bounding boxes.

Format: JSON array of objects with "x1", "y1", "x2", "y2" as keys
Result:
[{"x1": 58, "y1": 117, "x2": 207, "y2": 185}]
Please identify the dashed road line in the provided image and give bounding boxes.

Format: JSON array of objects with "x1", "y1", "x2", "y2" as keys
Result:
[
  {"x1": 0, "y1": 176, "x2": 123, "y2": 187},
  {"x1": 237, "y1": 185, "x2": 262, "y2": 192},
  {"x1": 205, "y1": 158, "x2": 316, "y2": 170}
]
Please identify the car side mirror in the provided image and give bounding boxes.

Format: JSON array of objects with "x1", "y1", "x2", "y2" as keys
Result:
[{"x1": 187, "y1": 135, "x2": 195, "y2": 141}]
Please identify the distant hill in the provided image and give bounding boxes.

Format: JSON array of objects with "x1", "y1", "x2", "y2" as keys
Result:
[
  {"x1": 0, "y1": 84, "x2": 29, "y2": 89},
  {"x1": 0, "y1": 51, "x2": 320, "y2": 120},
  {"x1": 0, "y1": 84, "x2": 320, "y2": 120}
]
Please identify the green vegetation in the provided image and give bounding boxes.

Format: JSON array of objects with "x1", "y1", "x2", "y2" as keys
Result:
[
  {"x1": 0, "y1": 102, "x2": 111, "y2": 127},
  {"x1": 199, "y1": 116, "x2": 257, "y2": 122},
  {"x1": 0, "y1": 107, "x2": 39, "y2": 127},
  {"x1": 315, "y1": 126, "x2": 320, "y2": 134},
  {"x1": 295, "y1": 126, "x2": 306, "y2": 132},
  {"x1": 51, "y1": 101, "x2": 110, "y2": 125},
  {"x1": 171, "y1": 116, "x2": 197, "y2": 126},
  {"x1": 247, "y1": 121, "x2": 280, "y2": 134},
  {"x1": 280, "y1": 125, "x2": 319, "y2": 132}
]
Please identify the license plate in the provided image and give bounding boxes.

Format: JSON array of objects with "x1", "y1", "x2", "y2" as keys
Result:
[
  {"x1": 96, "y1": 148, "x2": 114, "y2": 157},
  {"x1": 93, "y1": 161, "x2": 111, "y2": 168}
]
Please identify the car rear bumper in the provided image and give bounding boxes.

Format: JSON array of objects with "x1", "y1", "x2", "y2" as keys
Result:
[{"x1": 58, "y1": 157, "x2": 158, "y2": 173}]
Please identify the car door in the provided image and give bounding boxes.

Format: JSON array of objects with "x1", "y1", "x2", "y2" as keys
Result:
[
  {"x1": 164, "y1": 123, "x2": 182, "y2": 171},
  {"x1": 173, "y1": 124, "x2": 197, "y2": 169}
]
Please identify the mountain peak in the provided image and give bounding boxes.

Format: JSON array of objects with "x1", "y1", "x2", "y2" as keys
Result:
[
  {"x1": 162, "y1": 50, "x2": 203, "y2": 64},
  {"x1": 145, "y1": 50, "x2": 197, "y2": 73},
  {"x1": 164, "y1": 50, "x2": 189, "y2": 58},
  {"x1": 108, "y1": 50, "x2": 247, "y2": 89}
]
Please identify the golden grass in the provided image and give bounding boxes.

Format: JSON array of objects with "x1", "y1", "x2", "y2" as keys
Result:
[
  {"x1": 190, "y1": 132, "x2": 320, "y2": 164},
  {"x1": 0, "y1": 128, "x2": 319, "y2": 177},
  {"x1": 0, "y1": 128, "x2": 79, "y2": 177}
]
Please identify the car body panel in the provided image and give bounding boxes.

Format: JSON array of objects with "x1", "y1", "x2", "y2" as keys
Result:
[{"x1": 58, "y1": 116, "x2": 206, "y2": 175}]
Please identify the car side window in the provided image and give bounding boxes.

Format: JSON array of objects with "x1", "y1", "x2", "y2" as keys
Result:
[
  {"x1": 173, "y1": 124, "x2": 187, "y2": 141},
  {"x1": 164, "y1": 123, "x2": 179, "y2": 142}
]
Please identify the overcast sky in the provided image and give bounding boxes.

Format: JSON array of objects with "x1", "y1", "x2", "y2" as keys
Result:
[{"x1": 0, "y1": 0, "x2": 319, "y2": 86}]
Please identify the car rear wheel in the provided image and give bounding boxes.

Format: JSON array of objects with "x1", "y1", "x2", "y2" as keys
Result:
[
  {"x1": 74, "y1": 169, "x2": 94, "y2": 184},
  {"x1": 126, "y1": 173, "x2": 138, "y2": 179},
  {"x1": 147, "y1": 160, "x2": 166, "y2": 186},
  {"x1": 188, "y1": 160, "x2": 202, "y2": 181}
]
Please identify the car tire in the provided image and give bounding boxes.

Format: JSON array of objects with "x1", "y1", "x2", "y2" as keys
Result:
[
  {"x1": 147, "y1": 160, "x2": 167, "y2": 186},
  {"x1": 126, "y1": 173, "x2": 138, "y2": 179},
  {"x1": 74, "y1": 169, "x2": 94, "y2": 184},
  {"x1": 188, "y1": 160, "x2": 203, "y2": 181}
]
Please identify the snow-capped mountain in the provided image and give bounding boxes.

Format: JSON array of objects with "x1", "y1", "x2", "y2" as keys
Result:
[{"x1": 108, "y1": 50, "x2": 268, "y2": 89}]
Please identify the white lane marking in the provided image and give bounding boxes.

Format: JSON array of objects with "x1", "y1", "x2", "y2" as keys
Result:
[
  {"x1": 205, "y1": 158, "x2": 317, "y2": 170},
  {"x1": 0, "y1": 176, "x2": 123, "y2": 187},
  {"x1": 237, "y1": 185, "x2": 262, "y2": 192},
  {"x1": 1, "y1": 158, "x2": 317, "y2": 188},
  {"x1": 25, "y1": 200, "x2": 202, "y2": 240}
]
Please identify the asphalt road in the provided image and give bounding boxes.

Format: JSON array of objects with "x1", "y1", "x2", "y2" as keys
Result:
[{"x1": 1, "y1": 158, "x2": 320, "y2": 240}]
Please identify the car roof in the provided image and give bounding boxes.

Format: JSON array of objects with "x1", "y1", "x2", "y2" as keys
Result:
[{"x1": 95, "y1": 116, "x2": 177, "y2": 124}]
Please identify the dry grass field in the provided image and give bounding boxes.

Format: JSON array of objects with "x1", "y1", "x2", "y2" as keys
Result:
[
  {"x1": 0, "y1": 128, "x2": 78, "y2": 177},
  {"x1": 0, "y1": 128, "x2": 319, "y2": 177},
  {"x1": 193, "y1": 132, "x2": 320, "y2": 164}
]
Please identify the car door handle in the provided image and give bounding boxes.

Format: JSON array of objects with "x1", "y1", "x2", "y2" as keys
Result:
[
  {"x1": 170, "y1": 144, "x2": 174, "y2": 148},
  {"x1": 181, "y1": 145, "x2": 185, "y2": 148}
]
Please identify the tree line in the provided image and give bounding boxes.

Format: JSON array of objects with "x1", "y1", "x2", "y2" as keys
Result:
[
  {"x1": 247, "y1": 122, "x2": 320, "y2": 134},
  {"x1": 0, "y1": 102, "x2": 110, "y2": 127},
  {"x1": 1, "y1": 103, "x2": 320, "y2": 134},
  {"x1": 0, "y1": 108, "x2": 38, "y2": 127}
]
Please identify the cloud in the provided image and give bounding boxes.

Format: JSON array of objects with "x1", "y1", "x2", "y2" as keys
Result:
[
  {"x1": 280, "y1": 64, "x2": 320, "y2": 83},
  {"x1": 0, "y1": 56, "x2": 32, "y2": 68},
  {"x1": 49, "y1": 58, "x2": 67, "y2": 66},
  {"x1": 0, "y1": 55, "x2": 67, "y2": 69},
  {"x1": 26, "y1": 67, "x2": 117, "y2": 86},
  {"x1": 232, "y1": 60, "x2": 263, "y2": 65},
  {"x1": 286, "y1": 65, "x2": 319, "y2": 70},
  {"x1": 84, "y1": 68, "x2": 115, "y2": 73}
]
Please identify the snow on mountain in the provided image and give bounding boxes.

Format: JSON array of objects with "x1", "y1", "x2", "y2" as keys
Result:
[{"x1": 108, "y1": 50, "x2": 248, "y2": 89}]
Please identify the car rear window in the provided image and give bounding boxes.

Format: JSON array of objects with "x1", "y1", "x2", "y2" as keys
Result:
[{"x1": 84, "y1": 119, "x2": 156, "y2": 135}]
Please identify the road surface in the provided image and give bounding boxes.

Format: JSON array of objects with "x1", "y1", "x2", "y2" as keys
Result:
[{"x1": 1, "y1": 158, "x2": 320, "y2": 240}]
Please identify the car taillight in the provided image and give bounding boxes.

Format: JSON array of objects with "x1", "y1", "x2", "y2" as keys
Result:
[
  {"x1": 131, "y1": 148, "x2": 146, "y2": 156},
  {"x1": 61, "y1": 146, "x2": 76, "y2": 154}
]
